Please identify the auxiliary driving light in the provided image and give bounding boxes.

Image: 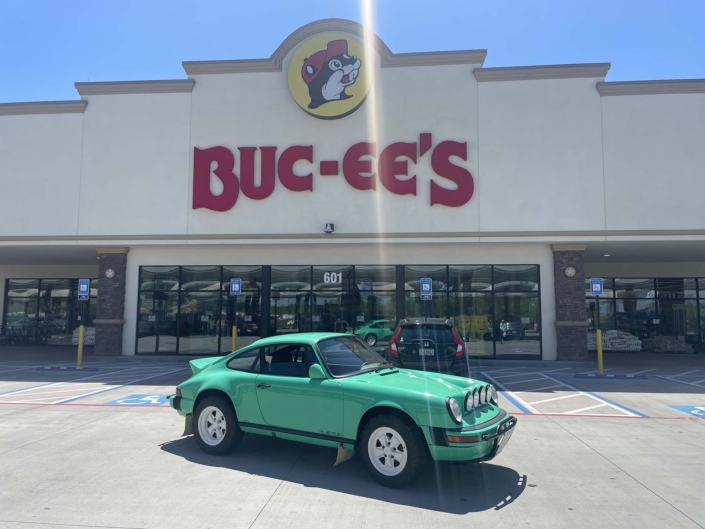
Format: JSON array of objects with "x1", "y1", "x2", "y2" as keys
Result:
[{"x1": 464, "y1": 391, "x2": 473, "y2": 412}]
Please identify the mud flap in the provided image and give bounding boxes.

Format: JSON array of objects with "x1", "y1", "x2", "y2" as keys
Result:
[
  {"x1": 182, "y1": 414, "x2": 194, "y2": 436},
  {"x1": 333, "y1": 443, "x2": 354, "y2": 466}
]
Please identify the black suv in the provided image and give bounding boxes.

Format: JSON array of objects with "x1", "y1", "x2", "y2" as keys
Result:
[{"x1": 387, "y1": 318, "x2": 468, "y2": 377}]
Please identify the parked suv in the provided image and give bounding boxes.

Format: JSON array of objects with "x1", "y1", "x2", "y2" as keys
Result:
[{"x1": 387, "y1": 318, "x2": 468, "y2": 377}]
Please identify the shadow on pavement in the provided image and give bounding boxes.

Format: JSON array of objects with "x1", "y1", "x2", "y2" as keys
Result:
[{"x1": 159, "y1": 434, "x2": 527, "y2": 514}]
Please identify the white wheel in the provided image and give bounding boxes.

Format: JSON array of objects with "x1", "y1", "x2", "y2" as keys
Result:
[
  {"x1": 197, "y1": 405, "x2": 227, "y2": 446},
  {"x1": 367, "y1": 426, "x2": 408, "y2": 477}
]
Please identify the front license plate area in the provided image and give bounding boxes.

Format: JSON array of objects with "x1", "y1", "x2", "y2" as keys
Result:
[
  {"x1": 418, "y1": 348, "x2": 435, "y2": 356},
  {"x1": 494, "y1": 426, "x2": 514, "y2": 457}
]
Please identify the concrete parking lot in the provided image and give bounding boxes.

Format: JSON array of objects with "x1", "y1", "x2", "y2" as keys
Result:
[{"x1": 0, "y1": 352, "x2": 703, "y2": 528}]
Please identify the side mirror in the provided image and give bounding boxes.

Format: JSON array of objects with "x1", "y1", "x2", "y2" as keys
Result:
[{"x1": 308, "y1": 364, "x2": 327, "y2": 380}]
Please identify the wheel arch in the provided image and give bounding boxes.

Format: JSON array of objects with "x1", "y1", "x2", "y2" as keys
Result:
[
  {"x1": 355, "y1": 403, "x2": 421, "y2": 444},
  {"x1": 194, "y1": 387, "x2": 235, "y2": 413}
]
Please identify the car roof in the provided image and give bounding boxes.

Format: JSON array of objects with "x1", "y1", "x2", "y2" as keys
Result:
[
  {"x1": 398, "y1": 317, "x2": 453, "y2": 327},
  {"x1": 248, "y1": 332, "x2": 351, "y2": 347}
]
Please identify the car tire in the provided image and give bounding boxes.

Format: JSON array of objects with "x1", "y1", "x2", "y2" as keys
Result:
[
  {"x1": 360, "y1": 413, "x2": 428, "y2": 488},
  {"x1": 193, "y1": 395, "x2": 243, "y2": 456},
  {"x1": 365, "y1": 334, "x2": 378, "y2": 347}
]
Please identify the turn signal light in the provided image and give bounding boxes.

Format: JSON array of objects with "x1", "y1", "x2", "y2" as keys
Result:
[{"x1": 447, "y1": 434, "x2": 479, "y2": 444}]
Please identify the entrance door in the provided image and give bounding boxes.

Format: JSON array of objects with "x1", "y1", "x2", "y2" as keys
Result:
[
  {"x1": 137, "y1": 291, "x2": 178, "y2": 353},
  {"x1": 255, "y1": 343, "x2": 344, "y2": 438}
]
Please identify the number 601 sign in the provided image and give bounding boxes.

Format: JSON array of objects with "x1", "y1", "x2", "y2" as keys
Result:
[{"x1": 323, "y1": 272, "x2": 343, "y2": 284}]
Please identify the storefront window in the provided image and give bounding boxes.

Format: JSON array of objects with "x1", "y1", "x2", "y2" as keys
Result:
[
  {"x1": 140, "y1": 266, "x2": 180, "y2": 291},
  {"x1": 494, "y1": 292, "x2": 541, "y2": 357},
  {"x1": 404, "y1": 266, "x2": 448, "y2": 320},
  {"x1": 586, "y1": 298, "x2": 616, "y2": 333},
  {"x1": 313, "y1": 266, "x2": 354, "y2": 291},
  {"x1": 656, "y1": 278, "x2": 697, "y2": 298},
  {"x1": 615, "y1": 278, "x2": 654, "y2": 299},
  {"x1": 449, "y1": 265, "x2": 492, "y2": 292},
  {"x1": 585, "y1": 278, "x2": 615, "y2": 298},
  {"x1": 450, "y1": 292, "x2": 493, "y2": 356},
  {"x1": 222, "y1": 266, "x2": 263, "y2": 292},
  {"x1": 494, "y1": 265, "x2": 539, "y2": 292},
  {"x1": 181, "y1": 266, "x2": 220, "y2": 291},
  {"x1": 355, "y1": 265, "x2": 396, "y2": 292},
  {"x1": 3, "y1": 280, "x2": 39, "y2": 343},
  {"x1": 38, "y1": 280, "x2": 71, "y2": 339}
]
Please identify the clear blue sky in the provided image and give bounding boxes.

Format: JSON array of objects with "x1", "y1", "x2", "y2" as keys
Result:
[{"x1": 2, "y1": 0, "x2": 704, "y2": 103}]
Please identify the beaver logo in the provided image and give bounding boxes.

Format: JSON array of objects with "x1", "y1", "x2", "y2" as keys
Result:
[
  {"x1": 301, "y1": 40, "x2": 362, "y2": 109},
  {"x1": 287, "y1": 33, "x2": 370, "y2": 119}
]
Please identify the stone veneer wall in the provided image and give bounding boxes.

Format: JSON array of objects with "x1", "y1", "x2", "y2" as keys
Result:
[
  {"x1": 93, "y1": 248, "x2": 128, "y2": 356},
  {"x1": 552, "y1": 245, "x2": 588, "y2": 361}
]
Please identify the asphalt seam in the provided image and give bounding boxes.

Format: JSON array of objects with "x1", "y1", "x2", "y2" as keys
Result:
[
  {"x1": 0, "y1": 411, "x2": 120, "y2": 458},
  {"x1": 245, "y1": 448, "x2": 304, "y2": 529},
  {"x1": 546, "y1": 416, "x2": 705, "y2": 529}
]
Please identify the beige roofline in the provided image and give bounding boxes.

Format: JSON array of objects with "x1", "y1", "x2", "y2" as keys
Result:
[
  {"x1": 74, "y1": 79, "x2": 195, "y2": 96},
  {"x1": 474, "y1": 63, "x2": 611, "y2": 82},
  {"x1": 597, "y1": 79, "x2": 705, "y2": 96},
  {"x1": 0, "y1": 100, "x2": 88, "y2": 116},
  {"x1": 182, "y1": 18, "x2": 487, "y2": 75}
]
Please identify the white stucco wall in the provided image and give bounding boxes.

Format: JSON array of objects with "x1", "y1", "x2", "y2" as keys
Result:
[
  {"x1": 0, "y1": 113, "x2": 84, "y2": 237},
  {"x1": 121, "y1": 242, "x2": 557, "y2": 359},
  {"x1": 601, "y1": 93, "x2": 705, "y2": 231},
  {"x1": 477, "y1": 77, "x2": 606, "y2": 232}
]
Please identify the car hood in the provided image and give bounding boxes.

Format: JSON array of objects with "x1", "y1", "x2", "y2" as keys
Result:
[{"x1": 345, "y1": 368, "x2": 482, "y2": 398}]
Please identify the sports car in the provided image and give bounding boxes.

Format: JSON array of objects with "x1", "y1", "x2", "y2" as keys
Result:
[{"x1": 169, "y1": 333, "x2": 516, "y2": 488}]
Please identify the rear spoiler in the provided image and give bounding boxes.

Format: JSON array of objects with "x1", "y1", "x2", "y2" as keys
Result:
[{"x1": 188, "y1": 356, "x2": 221, "y2": 374}]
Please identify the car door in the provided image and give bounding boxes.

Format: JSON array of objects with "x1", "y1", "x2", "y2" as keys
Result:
[
  {"x1": 222, "y1": 347, "x2": 266, "y2": 424},
  {"x1": 255, "y1": 343, "x2": 344, "y2": 438}
]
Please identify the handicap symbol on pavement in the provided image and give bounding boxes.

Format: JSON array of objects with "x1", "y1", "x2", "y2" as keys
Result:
[
  {"x1": 669, "y1": 405, "x2": 705, "y2": 418},
  {"x1": 105, "y1": 394, "x2": 169, "y2": 406}
]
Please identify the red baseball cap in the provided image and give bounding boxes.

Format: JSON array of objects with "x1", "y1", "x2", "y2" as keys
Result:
[{"x1": 301, "y1": 40, "x2": 349, "y2": 85}]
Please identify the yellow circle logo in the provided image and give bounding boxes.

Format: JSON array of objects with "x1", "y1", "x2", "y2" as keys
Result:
[{"x1": 287, "y1": 33, "x2": 371, "y2": 120}]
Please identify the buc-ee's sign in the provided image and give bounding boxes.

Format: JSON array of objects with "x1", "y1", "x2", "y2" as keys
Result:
[
  {"x1": 193, "y1": 32, "x2": 474, "y2": 212},
  {"x1": 193, "y1": 133, "x2": 474, "y2": 211}
]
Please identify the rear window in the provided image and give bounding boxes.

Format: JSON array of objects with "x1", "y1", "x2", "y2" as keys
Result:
[{"x1": 399, "y1": 325, "x2": 454, "y2": 343}]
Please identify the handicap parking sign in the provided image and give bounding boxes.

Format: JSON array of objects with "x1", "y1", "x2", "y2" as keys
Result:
[
  {"x1": 590, "y1": 278, "x2": 603, "y2": 296},
  {"x1": 670, "y1": 405, "x2": 705, "y2": 417},
  {"x1": 230, "y1": 278, "x2": 242, "y2": 296},
  {"x1": 420, "y1": 278, "x2": 432, "y2": 301},
  {"x1": 78, "y1": 278, "x2": 90, "y2": 301},
  {"x1": 105, "y1": 394, "x2": 169, "y2": 406}
]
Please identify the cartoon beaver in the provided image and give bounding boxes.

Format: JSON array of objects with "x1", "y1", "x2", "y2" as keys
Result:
[{"x1": 301, "y1": 40, "x2": 362, "y2": 109}]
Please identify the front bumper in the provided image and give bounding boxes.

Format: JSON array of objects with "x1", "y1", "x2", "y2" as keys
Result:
[{"x1": 428, "y1": 415, "x2": 517, "y2": 462}]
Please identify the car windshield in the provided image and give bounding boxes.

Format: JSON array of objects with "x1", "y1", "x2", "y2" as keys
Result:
[
  {"x1": 316, "y1": 336, "x2": 387, "y2": 377},
  {"x1": 399, "y1": 325, "x2": 454, "y2": 343}
]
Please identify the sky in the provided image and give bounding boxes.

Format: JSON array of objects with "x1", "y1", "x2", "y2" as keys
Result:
[{"x1": 1, "y1": 0, "x2": 704, "y2": 103}]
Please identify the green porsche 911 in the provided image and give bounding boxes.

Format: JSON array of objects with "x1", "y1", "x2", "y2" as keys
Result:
[{"x1": 169, "y1": 333, "x2": 516, "y2": 488}]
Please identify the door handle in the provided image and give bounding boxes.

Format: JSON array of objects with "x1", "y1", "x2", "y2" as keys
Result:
[{"x1": 256, "y1": 383, "x2": 271, "y2": 388}]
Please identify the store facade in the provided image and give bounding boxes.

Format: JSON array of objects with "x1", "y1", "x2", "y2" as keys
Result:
[{"x1": 1, "y1": 19, "x2": 704, "y2": 360}]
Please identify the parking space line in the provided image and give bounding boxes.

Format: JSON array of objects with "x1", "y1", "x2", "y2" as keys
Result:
[
  {"x1": 485, "y1": 367, "x2": 527, "y2": 374},
  {"x1": 0, "y1": 366, "x2": 36, "y2": 375},
  {"x1": 57, "y1": 368, "x2": 189, "y2": 404},
  {"x1": 480, "y1": 372, "x2": 539, "y2": 414},
  {"x1": 529, "y1": 393, "x2": 583, "y2": 405},
  {"x1": 542, "y1": 374, "x2": 645, "y2": 417},
  {"x1": 502, "y1": 377, "x2": 548, "y2": 385},
  {"x1": 692, "y1": 379, "x2": 705, "y2": 385},
  {"x1": 656, "y1": 375, "x2": 705, "y2": 390},
  {"x1": 627, "y1": 369, "x2": 656, "y2": 376},
  {"x1": 493, "y1": 372, "x2": 543, "y2": 379},
  {"x1": 524, "y1": 384, "x2": 563, "y2": 392},
  {"x1": 0, "y1": 368, "x2": 137, "y2": 397},
  {"x1": 672, "y1": 370, "x2": 700, "y2": 377},
  {"x1": 562, "y1": 403, "x2": 608, "y2": 414}
]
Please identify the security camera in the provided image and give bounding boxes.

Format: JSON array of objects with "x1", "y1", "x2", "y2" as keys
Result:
[{"x1": 324, "y1": 223, "x2": 334, "y2": 234}]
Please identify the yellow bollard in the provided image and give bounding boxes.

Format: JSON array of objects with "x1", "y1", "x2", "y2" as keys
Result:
[
  {"x1": 596, "y1": 328, "x2": 604, "y2": 375},
  {"x1": 77, "y1": 325, "x2": 85, "y2": 368},
  {"x1": 231, "y1": 325, "x2": 237, "y2": 352}
]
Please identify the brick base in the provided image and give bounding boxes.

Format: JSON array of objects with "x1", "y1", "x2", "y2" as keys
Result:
[
  {"x1": 94, "y1": 249, "x2": 128, "y2": 356},
  {"x1": 553, "y1": 246, "x2": 589, "y2": 361}
]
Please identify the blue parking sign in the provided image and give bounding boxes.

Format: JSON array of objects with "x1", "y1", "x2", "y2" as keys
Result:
[
  {"x1": 590, "y1": 278, "x2": 603, "y2": 296},
  {"x1": 78, "y1": 278, "x2": 90, "y2": 301},
  {"x1": 230, "y1": 278, "x2": 242, "y2": 296},
  {"x1": 420, "y1": 278, "x2": 432, "y2": 301}
]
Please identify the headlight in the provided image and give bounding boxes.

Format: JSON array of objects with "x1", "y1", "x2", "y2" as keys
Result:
[
  {"x1": 478, "y1": 386, "x2": 486, "y2": 404},
  {"x1": 446, "y1": 397, "x2": 463, "y2": 424},
  {"x1": 464, "y1": 392, "x2": 473, "y2": 412},
  {"x1": 472, "y1": 388, "x2": 479, "y2": 408},
  {"x1": 489, "y1": 384, "x2": 499, "y2": 404}
]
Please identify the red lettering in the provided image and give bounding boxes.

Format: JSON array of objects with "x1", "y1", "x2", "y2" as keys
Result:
[
  {"x1": 378, "y1": 142, "x2": 417, "y2": 196},
  {"x1": 342, "y1": 142, "x2": 376, "y2": 191},
  {"x1": 239, "y1": 147, "x2": 276, "y2": 200},
  {"x1": 430, "y1": 141, "x2": 474, "y2": 207},
  {"x1": 192, "y1": 146, "x2": 239, "y2": 211},
  {"x1": 278, "y1": 145, "x2": 313, "y2": 192}
]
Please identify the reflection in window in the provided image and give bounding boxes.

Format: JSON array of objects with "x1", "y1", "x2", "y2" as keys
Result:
[
  {"x1": 180, "y1": 266, "x2": 221, "y2": 291},
  {"x1": 139, "y1": 266, "x2": 180, "y2": 291},
  {"x1": 493, "y1": 265, "x2": 539, "y2": 292},
  {"x1": 271, "y1": 266, "x2": 311, "y2": 291},
  {"x1": 615, "y1": 278, "x2": 654, "y2": 299},
  {"x1": 355, "y1": 265, "x2": 396, "y2": 291},
  {"x1": 449, "y1": 265, "x2": 492, "y2": 292},
  {"x1": 494, "y1": 293, "x2": 541, "y2": 357},
  {"x1": 450, "y1": 292, "x2": 493, "y2": 356}
]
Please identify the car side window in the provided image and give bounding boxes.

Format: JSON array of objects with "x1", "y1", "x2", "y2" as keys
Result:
[
  {"x1": 226, "y1": 348, "x2": 261, "y2": 372},
  {"x1": 263, "y1": 344, "x2": 312, "y2": 378}
]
